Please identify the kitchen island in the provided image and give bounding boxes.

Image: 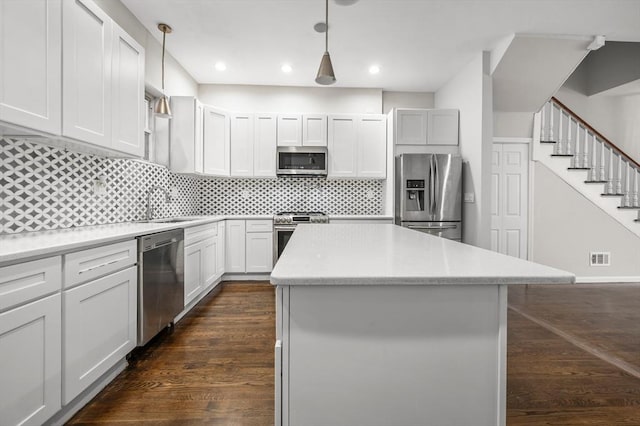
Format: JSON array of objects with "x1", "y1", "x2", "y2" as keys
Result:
[{"x1": 270, "y1": 224, "x2": 574, "y2": 426}]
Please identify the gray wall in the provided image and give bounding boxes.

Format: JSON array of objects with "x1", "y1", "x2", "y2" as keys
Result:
[
  {"x1": 585, "y1": 42, "x2": 640, "y2": 96},
  {"x1": 532, "y1": 162, "x2": 640, "y2": 279},
  {"x1": 198, "y1": 85, "x2": 382, "y2": 113},
  {"x1": 435, "y1": 52, "x2": 492, "y2": 249}
]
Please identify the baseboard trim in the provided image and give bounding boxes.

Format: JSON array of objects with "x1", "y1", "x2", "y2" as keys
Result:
[
  {"x1": 46, "y1": 359, "x2": 128, "y2": 425},
  {"x1": 222, "y1": 273, "x2": 271, "y2": 281},
  {"x1": 575, "y1": 276, "x2": 640, "y2": 283}
]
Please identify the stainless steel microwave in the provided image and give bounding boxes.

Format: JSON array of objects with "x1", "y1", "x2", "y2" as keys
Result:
[{"x1": 276, "y1": 146, "x2": 328, "y2": 177}]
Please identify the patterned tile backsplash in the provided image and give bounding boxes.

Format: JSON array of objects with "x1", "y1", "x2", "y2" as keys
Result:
[{"x1": 0, "y1": 138, "x2": 383, "y2": 234}]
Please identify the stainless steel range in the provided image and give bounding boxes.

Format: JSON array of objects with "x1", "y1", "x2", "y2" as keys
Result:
[{"x1": 273, "y1": 212, "x2": 329, "y2": 264}]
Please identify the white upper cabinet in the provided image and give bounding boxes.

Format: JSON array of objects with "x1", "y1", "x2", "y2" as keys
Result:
[
  {"x1": 230, "y1": 113, "x2": 255, "y2": 177},
  {"x1": 170, "y1": 96, "x2": 204, "y2": 174},
  {"x1": 111, "y1": 23, "x2": 145, "y2": 157},
  {"x1": 61, "y1": 0, "x2": 145, "y2": 156},
  {"x1": 203, "y1": 106, "x2": 230, "y2": 176},
  {"x1": 302, "y1": 114, "x2": 327, "y2": 147},
  {"x1": 427, "y1": 109, "x2": 459, "y2": 145},
  {"x1": 0, "y1": 0, "x2": 62, "y2": 135},
  {"x1": 328, "y1": 114, "x2": 387, "y2": 179},
  {"x1": 254, "y1": 114, "x2": 277, "y2": 177},
  {"x1": 395, "y1": 108, "x2": 428, "y2": 145},
  {"x1": 277, "y1": 114, "x2": 302, "y2": 146},
  {"x1": 357, "y1": 115, "x2": 387, "y2": 178},
  {"x1": 328, "y1": 115, "x2": 358, "y2": 178},
  {"x1": 62, "y1": 0, "x2": 113, "y2": 147},
  {"x1": 394, "y1": 108, "x2": 459, "y2": 146}
]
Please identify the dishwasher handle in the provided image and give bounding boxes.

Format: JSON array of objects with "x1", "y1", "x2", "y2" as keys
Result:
[{"x1": 139, "y1": 229, "x2": 184, "y2": 252}]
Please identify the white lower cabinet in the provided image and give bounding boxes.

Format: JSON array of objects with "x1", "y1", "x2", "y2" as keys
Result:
[
  {"x1": 246, "y1": 232, "x2": 273, "y2": 273},
  {"x1": 0, "y1": 293, "x2": 62, "y2": 426},
  {"x1": 184, "y1": 242, "x2": 204, "y2": 306},
  {"x1": 226, "y1": 220, "x2": 273, "y2": 274},
  {"x1": 216, "y1": 221, "x2": 226, "y2": 279},
  {"x1": 184, "y1": 222, "x2": 219, "y2": 307},
  {"x1": 225, "y1": 220, "x2": 247, "y2": 273},
  {"x1": 203, "y1": 237, "x2": 218, "y2": 285},
  {"x1": 63, "y1": 266, "x2": 137, "y2": 404}
]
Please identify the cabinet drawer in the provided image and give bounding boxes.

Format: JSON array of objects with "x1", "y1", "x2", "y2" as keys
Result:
[
  {"x1": 185, "y1": 222, "x2": 218, "y2": 246},
  {"x1": 64, "y1": 240, "x2": 136, "y2": 289},
  {"x1": 246, "y1": 219, "x2": 273, "y2": 233},
  {"x1": 0, "y1": 256, "x2": 62, "y2": 312}
]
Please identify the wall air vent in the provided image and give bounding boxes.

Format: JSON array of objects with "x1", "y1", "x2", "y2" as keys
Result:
[{"x1": 589, "y1": 251, "x2": 611, "y2": 266}]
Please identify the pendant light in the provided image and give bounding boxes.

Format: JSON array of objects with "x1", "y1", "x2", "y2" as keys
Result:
[
  {"x1": 155, "y1": 23, "x2": 173, "y2": 118},
  {"x1": 315, "y1": 0, "x2": 336, "y2": 85}
]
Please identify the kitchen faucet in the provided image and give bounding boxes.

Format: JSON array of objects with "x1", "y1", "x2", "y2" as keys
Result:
[{"x1": 146, "y1": 185, "x2": 172, "y2": 220}]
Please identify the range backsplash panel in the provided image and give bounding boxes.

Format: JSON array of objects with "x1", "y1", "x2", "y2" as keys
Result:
[
  {"x1": 1, "y1": 138, "x2": 383, "y2": 234},
  {"x1": 200, "y1": 177, "x2": 382, "y2": 216}
]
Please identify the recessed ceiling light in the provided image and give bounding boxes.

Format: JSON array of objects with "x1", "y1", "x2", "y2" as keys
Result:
[
  {"x1": 214, "y1": 62, "x2": 227, "y2": 71},
  {"x1": 369, "y1": 65, "x2": 380, "y2": 75},
  {"x1": 281, "y1": 64, "x2": 292, "y2": 73}
]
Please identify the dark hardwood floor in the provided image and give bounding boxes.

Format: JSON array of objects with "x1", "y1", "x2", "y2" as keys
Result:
[
  {"x1": 67, "y1": 282, "x2": 275, "y2": 425},
  {"x1": 67, "y1": 282, "x2": 640, "y2": 425}
]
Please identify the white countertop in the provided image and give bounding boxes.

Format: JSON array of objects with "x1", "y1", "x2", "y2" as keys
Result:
[
  {"x1": 270, "y1": 224, "x2": 575, "y2": 286},
  {"x1": 0, "y1": 216, "x2": 226, "y2": 265},
  {"x1": 329, "y1": 215, "x2": 394, "y2": 220}
]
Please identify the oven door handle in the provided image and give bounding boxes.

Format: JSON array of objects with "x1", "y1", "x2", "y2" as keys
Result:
[{"x1": 274, "y1": 225, "x2": 298, "y2": 231}]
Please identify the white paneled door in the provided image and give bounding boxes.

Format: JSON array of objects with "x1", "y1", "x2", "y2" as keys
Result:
[{"x1": 491, "y1": 143, "x2": 528, "y2": 259}]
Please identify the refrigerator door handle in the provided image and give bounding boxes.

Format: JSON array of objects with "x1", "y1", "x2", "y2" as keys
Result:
[
  {"x1": 429, "y1": 156, "x2": 436, "y2": 217},
  {"x1": 433, "y1": 156, "x2": 439, "y2": 216}
]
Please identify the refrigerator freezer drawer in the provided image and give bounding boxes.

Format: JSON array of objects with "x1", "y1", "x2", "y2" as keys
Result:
[{"x1": 402, "y1": 222, "x2": 462, "y2": 241}]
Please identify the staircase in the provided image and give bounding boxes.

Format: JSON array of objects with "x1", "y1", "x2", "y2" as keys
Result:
[{"x1": 533, "y1": 97, "x2": 640, "y2": 238}]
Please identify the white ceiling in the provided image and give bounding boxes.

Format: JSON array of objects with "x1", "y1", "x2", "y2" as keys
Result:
[{"x1": 121, "y1": 0, "x2": 640, "y2": 92}]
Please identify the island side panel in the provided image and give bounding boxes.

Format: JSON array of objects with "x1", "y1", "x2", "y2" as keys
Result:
[
  {"x1": 286, "y1": 284, "x2": 503, "y2": 426},
  {"x1": 498, "y1": 285, "x2": 507, "y2": 426}
]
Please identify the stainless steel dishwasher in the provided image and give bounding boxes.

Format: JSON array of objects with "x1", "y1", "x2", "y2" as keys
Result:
[{"x1": 137, "y1": 229, "x2": 184, "y2": 346}]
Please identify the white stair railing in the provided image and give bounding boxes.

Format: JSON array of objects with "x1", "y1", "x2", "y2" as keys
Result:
[{"x1": 539, "y1": 98, "x2": 640, "y2": 217}]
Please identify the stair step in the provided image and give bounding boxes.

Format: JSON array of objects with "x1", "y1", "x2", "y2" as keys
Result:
[
  {"x1": 551, "y1": 154, "x2": 574, "y2": 157},
  {"x1": 584, "y1": 180, "x2": 608, "y2": 184},
  {"x1": 618, "y1": 206, "x2": 640, "y2": 210},
  {"x1": 567, "y1": 167, "x2": 590, "y2": 170},
  {"x1": 601, "y1": 193, "x2": 624, "y2": 197}
]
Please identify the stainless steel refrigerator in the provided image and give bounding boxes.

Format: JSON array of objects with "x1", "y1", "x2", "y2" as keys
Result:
[{"x1": 395, "y1": 153, "x2": 462, "y2": 241}]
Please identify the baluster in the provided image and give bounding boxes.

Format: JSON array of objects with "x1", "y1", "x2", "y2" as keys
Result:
[
  {"x1": 549, "y1": 103, "x2": 555, "y2": 141},
  {"x1": 599, "y1": 139, "x2": 607, "y2": 181},
  {"x1": 573, "y1": 123, "x2": 581, "y2": 167},
  {"x1": 582, "y1": 126, "x2": 589, "y2": 168},
  {"x1": 633, "y1": 167, "x2": 640, "y2": 207},
  {"x1": 566, "y1": 116, "x2": 573, "y2": 156},
  {"x1": 606, "y1": 148, "x2": 615, "y2": 194},
  {"x1": 540, "y1": 103, "x2": 547, "y2": 141},
  {"x1": 616, "y1": 154, "x2": 623, "y2": 194},
  {"x1": 589, "y1": 133, "x2": 597, "y2": 180},
  {"x1": 555, "y1": 110, "x2": 563, "y2": 154},
  {"x1": 623, "y1": 161, "x2": 632, "y2": 207}
]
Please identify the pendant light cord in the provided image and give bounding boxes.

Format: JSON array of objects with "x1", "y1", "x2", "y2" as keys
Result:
[
  {"x1": 325, "y1": 0, "x2": 329, "y2": 53},
  {"x1": 161, "y1": 30, "x2": 166, "y2": 91}
]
